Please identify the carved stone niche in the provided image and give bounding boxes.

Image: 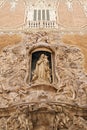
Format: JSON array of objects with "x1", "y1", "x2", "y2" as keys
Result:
[
  {"x1": 26, "y1": 46, "x2": 57, "y2": 102},
  {"x1": 28, "y1": 47, "x2": 55, "y2": 85}
]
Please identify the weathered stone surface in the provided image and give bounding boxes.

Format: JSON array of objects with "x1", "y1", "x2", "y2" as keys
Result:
[
  {"x1": 0, "y1": 34, "x2": 22, "y2": 52},
  {"x1": 0, "y1": 31, "x2": 87, "y2": 129},
  {"x1": 0, "y1": 0, "x2": 87, "y2": 129},
  {"x1": 62, "y1": 34, "x2": 87, "y2": 72}
]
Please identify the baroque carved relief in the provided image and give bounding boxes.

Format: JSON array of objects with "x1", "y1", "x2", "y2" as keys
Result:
[
  {"x1": 0, "y1": 103, "x2": 87, "y2": 130},
  {"x1": 0, "y1": 31, "x2": 87, "y2": 129},
  {"x1": 0, "y1": 32, "x2": 87, "y2": 105}
]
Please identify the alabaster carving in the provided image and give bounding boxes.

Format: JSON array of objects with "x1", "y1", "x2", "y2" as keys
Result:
[
  {"x1": 0, "y1": 32, "x2": 87, "y2": 129},
  {"x1": 32, "y1": 53, "x2": 51, "y2": 84},
  {"x1": 0, "y1": 102, "x2": 87, "y2": 130}
]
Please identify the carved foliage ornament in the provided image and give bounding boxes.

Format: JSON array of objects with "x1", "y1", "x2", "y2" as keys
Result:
[
  {"x1": 0, "y1": 104, "x2": 86, "y2": 130},
  {"x1": 0, "y1": 32, "x2": 86, "y2": 111}
]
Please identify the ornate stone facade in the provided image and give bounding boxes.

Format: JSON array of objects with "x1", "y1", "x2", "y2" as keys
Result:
[
  {"x1": 0, "y1": 31, "x2": 87, "y2": 129},
  {"x1": 0, "y1": 0, "x2": 87, "y2": 32},
  {"x1": 0, "y1": 0, "x2": 87, "y2": 130}
]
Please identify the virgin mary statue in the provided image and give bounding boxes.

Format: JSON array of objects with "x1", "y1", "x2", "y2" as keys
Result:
[{"x1": 32, "y1": 54, "x2": 51, "y2": 83}]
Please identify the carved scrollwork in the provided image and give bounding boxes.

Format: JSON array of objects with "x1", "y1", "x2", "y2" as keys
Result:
[{"x1": 0, "y1": 32, "x2": 87, "y2": 129}]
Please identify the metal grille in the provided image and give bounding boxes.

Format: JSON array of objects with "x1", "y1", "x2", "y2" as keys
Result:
[
  {"x1": 38, "y1": 10, "x2": 41, "y2": 20},
  {"x1": 42, "y1": 10, "x2": 45, "y2": 20},
  {"x1": 34, "y1": 9, "x2": 37, "y2": 21},
  {"x1": 33, "y1": 9, "x2": 50, "y2": 21},
  {"x1": 46, "y1": 10, "x2": 50, "y2": 20}
]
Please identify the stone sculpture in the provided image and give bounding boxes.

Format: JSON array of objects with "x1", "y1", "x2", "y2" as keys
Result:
[
  {"x1": 0, "y1": 32, "x2": 87, "y2": 129},
  {"x1": 32, "y1": 54, "x2": 51, "y2": 83}
]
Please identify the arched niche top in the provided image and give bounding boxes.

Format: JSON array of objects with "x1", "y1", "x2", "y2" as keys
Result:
[
  {"x1": 32, "y1": 48, "x2": 52, "y2": 53},
  {"x1": 29, "y1": 43, "x2": 55, "y2": 55}
]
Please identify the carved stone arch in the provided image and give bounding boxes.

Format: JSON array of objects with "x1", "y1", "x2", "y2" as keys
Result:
[
  {"x1": 28, "y1": 42, "x2": 55, "y2": 54},
  {"x1": 28, "y1": 44, "x2": 55, "y2": 85}
]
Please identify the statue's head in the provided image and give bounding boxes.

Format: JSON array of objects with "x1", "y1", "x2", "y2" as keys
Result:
[
  {"x1": 40, "y1": 54, "x2": 45, "y2": 59},
  {"x1": 44, "y1": 55, "x2": 48, "y2": 59}
]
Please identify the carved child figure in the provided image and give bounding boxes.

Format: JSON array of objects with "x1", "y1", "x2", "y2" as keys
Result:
[{"x1": 32, "y1": 54, "x2": 51, "y2": 84}]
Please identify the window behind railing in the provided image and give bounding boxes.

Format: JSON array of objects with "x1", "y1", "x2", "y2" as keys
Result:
[
  {"x1": 46, "y1": 10, "x2": 50, "y2": 21},
  {"x1": 33, "y1": 9, "x2": 50, "y2": 21},
  {"x1": 34, "y1": 9, "x2": 37, "y2": 21},
  {"x1": 29, "y1": 9, "x2": 56, "y2": 28}
]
